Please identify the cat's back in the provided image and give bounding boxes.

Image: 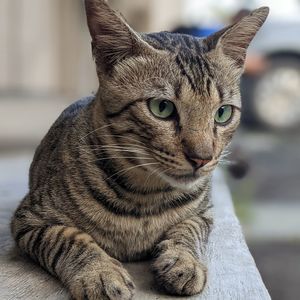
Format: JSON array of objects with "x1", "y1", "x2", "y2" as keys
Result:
[
  {"x1": 55, "y1": 96, "x2": 94, "y2": 125},
  {"x1": 29, "y1": 96, "x2": 95, "y2": 189}
]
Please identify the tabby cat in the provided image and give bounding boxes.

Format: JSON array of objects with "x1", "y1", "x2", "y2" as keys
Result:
[{"x1": 11, "y1": 1, "x2": 269, "y2": 299}]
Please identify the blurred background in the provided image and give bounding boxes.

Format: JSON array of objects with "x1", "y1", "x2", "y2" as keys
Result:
[{"x1": 0, "y1": 0, "x2": 300, "y2": 299}]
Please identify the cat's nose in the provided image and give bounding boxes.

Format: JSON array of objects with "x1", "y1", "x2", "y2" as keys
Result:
[{"x1": 185, "y1": 153, "x2": 212, "y2": 170}]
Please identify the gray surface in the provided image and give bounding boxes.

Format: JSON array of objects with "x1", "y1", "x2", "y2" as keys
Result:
[
  {"x1": 0, "y1": 155, "x2": 270, "y2": 299},
  {"x1": 249, "y1": 19, "x2": 300, "y2": 55}
]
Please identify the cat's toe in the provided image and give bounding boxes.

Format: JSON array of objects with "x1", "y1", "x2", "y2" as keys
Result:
[
  {"x1": 152, "y1": 250, "x2": 207, "y2": 296},
  {"x1": 69, "y1": 262, "x2": 135, "y2": 300},
  {"x1": 99, "y1": 268, "x2": 135, "y2": 300}
]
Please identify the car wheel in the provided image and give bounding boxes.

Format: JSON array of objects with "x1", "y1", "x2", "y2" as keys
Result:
[{"x1": 250, "y1": 56, "x2": 300, "y2": 130}]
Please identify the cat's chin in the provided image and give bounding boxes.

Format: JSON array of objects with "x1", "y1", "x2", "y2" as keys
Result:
[{"x1": 158, "y1": 172, "x2": 210, "y2": 192}]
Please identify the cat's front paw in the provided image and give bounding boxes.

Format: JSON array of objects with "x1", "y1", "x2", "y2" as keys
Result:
[
  {"x1": 69, "y1": 259, "x2": 135, "y2": 300},
  {"x1": 152, "y1": 248, "x2": 207, "y2": 296}
]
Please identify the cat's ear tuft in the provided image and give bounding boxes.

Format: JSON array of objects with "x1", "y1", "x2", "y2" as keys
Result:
[
  {"x1": 205, "y1": 7, "x2": 269, "y2": 68},
  {"x1": 84, "y1": 0, "x2": 152, "y2": 71}
]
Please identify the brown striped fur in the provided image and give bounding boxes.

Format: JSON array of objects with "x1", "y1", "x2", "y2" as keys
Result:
[{"x1": 11, "y1": 1, "x2": 269, "y2": 299}]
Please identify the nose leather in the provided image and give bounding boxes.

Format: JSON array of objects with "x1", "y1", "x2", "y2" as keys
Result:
[
  {"x1": 190, "y1": 157, "x2": 211, "y2": 169},
  {"x1": 184, "y1": 153, "x2": 212, "y2": 170}
]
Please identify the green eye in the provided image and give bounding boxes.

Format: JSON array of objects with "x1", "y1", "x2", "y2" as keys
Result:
[
  {"x1": 148, "y1": 99, "x2": 175, "y2": 119},
  {"x1": 214, "y1": 105, "x2": 233, "y2": 125}
]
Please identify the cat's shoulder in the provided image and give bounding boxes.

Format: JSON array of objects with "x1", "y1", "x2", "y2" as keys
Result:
[{"x1": 56, "y1": 96, "x2": 95, "y2": 124}]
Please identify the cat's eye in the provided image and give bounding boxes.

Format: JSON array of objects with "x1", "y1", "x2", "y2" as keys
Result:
[
  {"x1": 214, "y1": 105, "x2": 233, "y2": 125},
  {"x1": 148, "y1": 99, "x2": 175, "y2": 119}
]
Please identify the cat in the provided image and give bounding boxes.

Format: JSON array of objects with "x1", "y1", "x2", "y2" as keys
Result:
[{"x1": 10, "y1": 1, "x2": 269, "y2": 299}]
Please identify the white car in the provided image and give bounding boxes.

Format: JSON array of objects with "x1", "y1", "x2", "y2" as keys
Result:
[{"x1": 242, "y1": 20, "x2": 300, "y2": 130}]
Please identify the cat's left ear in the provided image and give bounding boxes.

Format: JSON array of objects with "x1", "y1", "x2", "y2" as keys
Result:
[
  {"x1": 204, "y1": 7, "x2": 269, "y2": 68},
  {"x1": 85, "y1": 0, "x2": 154, "y2": 72}
]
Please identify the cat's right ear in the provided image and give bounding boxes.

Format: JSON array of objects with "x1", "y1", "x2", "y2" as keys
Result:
[{"x1": 85, "y1": 0, "x2": 153, "y2": 72}]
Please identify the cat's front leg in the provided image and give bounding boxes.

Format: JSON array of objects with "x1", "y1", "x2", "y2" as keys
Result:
[
  {"x1": 11, "y1": 220, "x2": 135, "y2": 300},
  {"x1": 152, "y1": 215, "x2": 212, "y2": 296}
]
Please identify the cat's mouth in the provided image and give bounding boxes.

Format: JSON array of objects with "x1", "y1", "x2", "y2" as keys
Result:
[
  {"x1": 157, "y1": 169, "x2": 211, "y2": 191},
  {"x1": 167, "y1": 172, "x2": 200, "y2": 180},
  {"x1": 164, "y1": 162, "x2": 217, "y2": 180}
]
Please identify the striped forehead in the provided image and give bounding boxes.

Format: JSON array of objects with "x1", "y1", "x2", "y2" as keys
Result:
[
  {"x1": 144, "y1": 32, "x2": 225, "y2": 102},
  {"x1": 175, "y1": 51, "x2": 213, "y2": 96},
  {"x1": 145, "y1": 32, "x2": 205, "y2": 53}
]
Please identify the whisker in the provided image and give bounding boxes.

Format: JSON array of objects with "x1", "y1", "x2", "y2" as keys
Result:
[
  {"x1": 76, "y1": 145, "x2": 151, "y2": 155},
  {"x1": 99, "y1": 134, "x2": 146, "y2": 146},
  {"x1": 76, "y1": 142, "x2": 149, "y2": 152},
  {"x1": 105, "y1": 162, "x2": 159, "y2": 182},
  {"x1": 143, "y1": 166, "x2": 172, "y2": 187},
  {"x1": 93, "y1": 148, "x2": 151, "y2": 156},
  {"x1": 158, "y1": 167, "x2": 173, "y2": 179},
  {"x1": 89, "y1": 156, "x2": 153, "y2": 163},
  {"x1": 218, "y1": 159, "x2": 233, "y2": 166},
  {"x1": 79, "y1": 123, "x2": 114, "y2": 142},
  {"x1": 220, "y1": 148, "x2": 232, "y2": 158},
  {"x1": 143, "y1": 167, "x2": 161, "y2": 187},
  {"x1": 91, "y1": 144, "x2": 149, "y2": 151}
]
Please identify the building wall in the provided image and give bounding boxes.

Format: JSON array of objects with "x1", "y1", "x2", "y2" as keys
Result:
[{"x1": 0, "y1": 0, "x2": 182, "y2": 99}]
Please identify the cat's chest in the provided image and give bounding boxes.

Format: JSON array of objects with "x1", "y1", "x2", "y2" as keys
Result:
[{"x1": 91, "y1": 206, "x2": 195, "y2": 260}]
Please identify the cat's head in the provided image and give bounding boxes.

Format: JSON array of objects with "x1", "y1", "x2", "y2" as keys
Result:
[{"x1": 85, "y1": 0, "x2": 269, "y2": 190}]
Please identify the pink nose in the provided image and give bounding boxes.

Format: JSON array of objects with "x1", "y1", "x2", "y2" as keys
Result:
[
  {"x1": 190, "y1": 157, "x2": 211, "y2": 168},
  {"x1": 184, "y1": 153, "x2": 212, "y2": 170}
]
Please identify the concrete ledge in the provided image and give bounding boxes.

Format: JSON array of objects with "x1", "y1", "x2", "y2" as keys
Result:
[{"x1": 0, "y1": 158, "x2": 270, "y2": 299}]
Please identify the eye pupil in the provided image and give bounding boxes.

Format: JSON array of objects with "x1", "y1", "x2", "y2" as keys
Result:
[
  {"x1": 159, "y1": 101, "x2": 167, "y2": 112},
  {"x1": 218, "y1": 107, "x2": 224, "y2": 118}
]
